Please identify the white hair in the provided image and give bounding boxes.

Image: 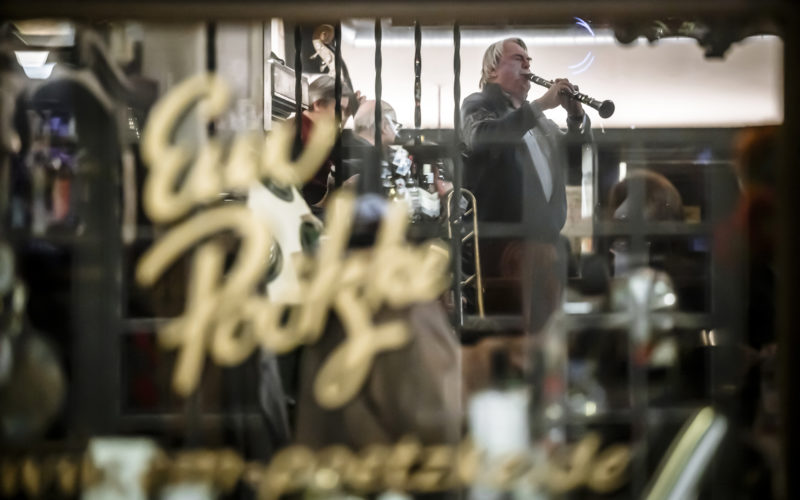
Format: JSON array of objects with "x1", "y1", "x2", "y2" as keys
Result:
[
  {"x1": 308, "y1": 75, "x2": 353, "y2": 105},
  {"x1": 479, "y1": 38, "x2": 527, "y2": 88},
  {"x1": 353, "y1": 100, "x2": 396, "y2": 134}
]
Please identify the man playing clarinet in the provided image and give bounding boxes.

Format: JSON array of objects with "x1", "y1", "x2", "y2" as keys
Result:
[{"x1": 461, "y1": 38, "x2": 593, "y2": 333}]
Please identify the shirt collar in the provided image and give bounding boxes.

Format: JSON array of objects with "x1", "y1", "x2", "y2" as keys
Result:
[{"x1": 483, "y1": 82, "x2": 517, "y2": 109}]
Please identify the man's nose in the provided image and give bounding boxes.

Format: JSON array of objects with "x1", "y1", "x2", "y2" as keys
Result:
[{"x1": 522, "y1": 59, "x2": 530, "y2": 69}]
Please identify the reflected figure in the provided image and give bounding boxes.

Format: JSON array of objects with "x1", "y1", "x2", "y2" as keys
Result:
[
  {"x1": 716, "y1": 126, "x2": 777, "y2": 349},
  {"x1": 608, "y1": 169, "x2": 683, "y2": 222},
  {"x1": 606, "y1": 170, "x2": 684, "y2": 277},
  {"x1": 293, "y1": 196, "x2": 461, "y2": 450},
  {"x1": 714, "y1": 126, "x2": 780, "y2": 499}
]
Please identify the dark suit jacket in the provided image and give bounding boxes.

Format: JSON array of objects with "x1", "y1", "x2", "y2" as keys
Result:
[{"x1": 461, "y1": 83, "x2": 591, "y2": 243}]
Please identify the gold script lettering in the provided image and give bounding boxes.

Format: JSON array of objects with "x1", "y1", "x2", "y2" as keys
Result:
[
  {"x1": 12, "y1": 432, "x2": 634, "y2": 497},
  {"x1": 259, "y1": 446, "x2": 315, "y2": 500},
  {"x1": 586, "y1": 444, "x2": 631, "y2": 493},
  {"x1": 345, "y1": 444, "x2": 390, "y2": 493},
  {"x1": 140, "y1": 73, "x2": 336, "y2": 223},
  {"x1": 383, "y1": 436, "x2": 421, "y2": 490},
  {"x1": 137, "y1": 74, "x2": 450, "y2": 406},
  {"x1": 410, "y1": 445, "x2": 456, "y2": 492},
  {"x1": 136, "y1": 207, "x2": 270, "y2": 395}
]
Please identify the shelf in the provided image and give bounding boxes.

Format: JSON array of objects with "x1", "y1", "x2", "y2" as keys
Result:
[
  {"x1": 461, "y1": 312, "x2": 715, "y2": 336},
  {"x1": 464, "y1": 221, "x2": 717, "y2": 240}
]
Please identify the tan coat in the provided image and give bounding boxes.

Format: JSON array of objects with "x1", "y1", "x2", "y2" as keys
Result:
[{"x1": 294, "y1": 301, "x2": 462, "y2": 449}]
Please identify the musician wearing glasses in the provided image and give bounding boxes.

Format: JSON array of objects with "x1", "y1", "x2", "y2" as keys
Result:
[
  {"x1": 338, "y1": 100, "x2": 402, "y2": 193},
  {"x1": 461, "y1": 38, "x2": 593, "y2": 332},
  {"x1": 352, "y1": 100, "x2": 402, "y2": 147}
]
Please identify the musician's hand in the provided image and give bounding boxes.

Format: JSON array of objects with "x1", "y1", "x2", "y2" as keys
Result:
[
  {"x1": 534, "y1": 78, "x2": 583, "y2": 116},
  {"x1": 556, "y1": 78, "x2": 584, "y2": 117},
  {"x1": 533, "y1": 78, "x2": 573, "y2": 110},
  {"x1": 354, "y1": 90, "x2": 367, "y2": 106}
]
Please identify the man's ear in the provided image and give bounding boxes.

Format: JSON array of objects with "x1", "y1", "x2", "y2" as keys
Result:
[{"x1": 312, "y1": 99, "x2": 333, "y2": 113}]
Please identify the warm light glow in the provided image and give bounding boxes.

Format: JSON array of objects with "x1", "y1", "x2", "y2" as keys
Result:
[{"x1": 581, "y1": 237, "x2": 593, "y2": 254}]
